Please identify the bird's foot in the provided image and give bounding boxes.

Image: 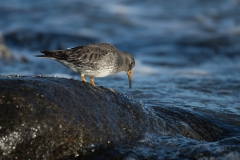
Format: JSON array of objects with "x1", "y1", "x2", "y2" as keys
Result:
[
  {"x1": 90, "y1": 78, "x2": 95, "y2": 86},
  {"x1": 80, "y1": 75, "x2": 87, "y2": 82}
]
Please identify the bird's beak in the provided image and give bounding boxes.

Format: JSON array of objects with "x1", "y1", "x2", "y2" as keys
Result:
[{"x1": 127, "y1": 70, "x2": 132, "y2": 88}]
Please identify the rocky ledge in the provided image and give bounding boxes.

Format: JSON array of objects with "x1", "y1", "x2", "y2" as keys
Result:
[
  {"x1": 0, "y1": 76, "x2": 236, "y2": 159},
  {"x1": 0, "y1": 75, "x2": 161, "y2": 159}
]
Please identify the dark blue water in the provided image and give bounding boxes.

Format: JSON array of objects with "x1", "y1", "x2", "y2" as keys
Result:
[{"x1": 1, "y1": 0, "x2": 240, "y2": 159}]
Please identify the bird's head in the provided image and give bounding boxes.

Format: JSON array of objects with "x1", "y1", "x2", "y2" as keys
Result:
[{"x1": 122, "y1": 52, "x2": 135, "y2": 88}]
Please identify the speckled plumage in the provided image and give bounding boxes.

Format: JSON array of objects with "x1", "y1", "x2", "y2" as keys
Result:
[{"x1": 36, "y1": 43, "x2": 135, "y2": 87}]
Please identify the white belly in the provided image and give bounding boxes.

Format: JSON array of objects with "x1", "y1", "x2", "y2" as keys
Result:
[{"x1": 82, "y1": 69, "x2": 116, "y2": 77}]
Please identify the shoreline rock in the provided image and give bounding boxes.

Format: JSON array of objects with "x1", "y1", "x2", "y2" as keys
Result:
[
  {"x1": 0, "y1": 76, "x2": 237, "y2": 159},
  {"x1": 0, "y1": 76, "x2": 161, "y2": 159}
]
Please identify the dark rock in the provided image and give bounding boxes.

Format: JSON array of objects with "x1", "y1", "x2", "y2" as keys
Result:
[
  {"x1": 0, "y1": 76, "x2": 161, "y2": 159},
  {"x1": 0, "y1": 76, "x2": 237, "y2": 159},
  {"x1": 152, "y1": 106, "x2": 238, "y2": 141}
]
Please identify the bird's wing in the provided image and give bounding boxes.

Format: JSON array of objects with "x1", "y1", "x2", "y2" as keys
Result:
[
  {"x1": 66, "y1": 44, "x2": 117, "y2": 65},
  {"x1": 38, "y1": 43, "x2": 118, "y2": 69}
]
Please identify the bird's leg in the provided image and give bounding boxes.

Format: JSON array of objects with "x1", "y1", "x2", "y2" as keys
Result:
[
  {"x1": 80, "y1": 74, "x2": 87, "y2": 82},
  {"x1": 90, "y1": 77, "x2": 95, "y2": 86}
]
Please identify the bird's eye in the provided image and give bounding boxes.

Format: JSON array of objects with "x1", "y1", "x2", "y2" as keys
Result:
[{"x1": 129, "y1": 62, "x2": 134, "y2": 68}]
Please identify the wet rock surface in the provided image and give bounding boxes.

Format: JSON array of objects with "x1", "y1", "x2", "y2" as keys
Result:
[
  {"x1": 0, "y1": 76, "x2": 239, "y2": 159},
  {"x1": 0, "y1": 76, "x2": 161, "y2": 159}
]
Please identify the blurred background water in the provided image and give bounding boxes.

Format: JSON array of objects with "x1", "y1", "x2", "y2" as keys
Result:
[{"x1": 1, "y1": 0, "x2": 240, "y2": 159}]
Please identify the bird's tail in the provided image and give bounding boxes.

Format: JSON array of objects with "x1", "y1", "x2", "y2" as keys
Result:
[
  {"x1": 36, "y1": 50, "x2": 68, "y2": 60},
  {"x1": 35, "y1": 55, "x2": 48, "y2": 58},
  {"x1": 35, "y1": 50, "x2": 57, "y2": 58}
]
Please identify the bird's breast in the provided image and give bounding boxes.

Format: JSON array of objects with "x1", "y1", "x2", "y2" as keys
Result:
[{"x1": 82, "y1": 68, "x2": 117, "y2": 77}]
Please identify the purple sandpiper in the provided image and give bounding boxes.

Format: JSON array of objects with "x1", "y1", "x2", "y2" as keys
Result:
[{"x1": 36, "y1": 43, "x2": 135, "y2": 88}]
